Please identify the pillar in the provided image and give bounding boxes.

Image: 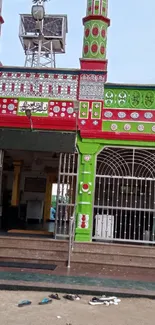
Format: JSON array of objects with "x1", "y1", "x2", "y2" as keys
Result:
[
  {"x1": 11, "y1": 161, "x2": 22, "y2": 206},
  {"x1": 44, "y1": 172, "x2": 57, "y2": 222},
  {"x1": 80, "y1": 0, "x2": 110, "y2": 71},
  {"x1": 75, "y1": 138, "x2": 102, "y2": 242}
]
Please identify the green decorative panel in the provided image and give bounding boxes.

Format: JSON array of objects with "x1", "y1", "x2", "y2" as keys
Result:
[
  {"x1": 94, "y1": 1, "x2": 100, "y2": 14},
  {"x1": 104, "y1": 88, "x2": 155, "y2": 109},
  {"x1": 102, "y1": 0, "x2": 108, "y2": 15},
  {"x1": 91, "y1": 102, "x2": 102, "y2": 119},
  {"x1": 79, "y1": 101, "x2": 89, "y2": 119},
  {"x1": 83, "y1": 20, "x2": 107, "y2": 59},
  {"x1": 86, "y1": 0, "x2": 108, "y2": 16},
  {"x1": 75, "y1": 139, "x2": 102, "y2": 242},
  {"x1": 102, "y1": 121, "x2": 155, "y2": 134}
]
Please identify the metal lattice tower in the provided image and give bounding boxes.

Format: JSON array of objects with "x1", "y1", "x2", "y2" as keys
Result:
[{"x1": 19, "y1": 0, "x2": 68, "y2": 68}]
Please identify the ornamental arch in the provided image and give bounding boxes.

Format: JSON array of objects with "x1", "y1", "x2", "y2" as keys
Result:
[{"x1": 93, "y1": 146, "x2": 155, "y2": 244}]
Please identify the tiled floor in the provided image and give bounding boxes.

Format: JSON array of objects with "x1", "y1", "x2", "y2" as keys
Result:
[
  {"x1": 0, "y1": 263, "x2": 155, "y2": 297},
  {"x1": 0, "y1": 269, "x2": 154, "y2": 291}
]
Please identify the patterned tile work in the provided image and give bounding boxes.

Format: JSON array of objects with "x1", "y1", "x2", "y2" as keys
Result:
[
  {"x1": 79, "y1": 74, "x2": 105, "y2": 101},
  {"x1": 0, "y1": 72, "x2": 79, "y2": 100}
]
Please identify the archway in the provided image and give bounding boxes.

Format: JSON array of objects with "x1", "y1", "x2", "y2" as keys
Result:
[{"x1": 93, "y1": 146, "x2": 155, "y2": 244}]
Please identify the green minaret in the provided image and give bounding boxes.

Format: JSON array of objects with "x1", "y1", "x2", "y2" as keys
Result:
[{"x1": 80, "y1": 0, "x2": 110, "y2": 70}]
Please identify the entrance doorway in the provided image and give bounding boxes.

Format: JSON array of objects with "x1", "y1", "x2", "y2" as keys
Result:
[
  {"x1": 1, "y1": 149, "x2": 59, "y2": 236},
  {"x1": 93, "y1": 147, "x2": 155, "y2": 244},
  {"x1": 0, "y1": 128, "x2": 77, "y2": 238},
  {"x1": 0, "y1": 150, "x2": 78, "y2": 239}
]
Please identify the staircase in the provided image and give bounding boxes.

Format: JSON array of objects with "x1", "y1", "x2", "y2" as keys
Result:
[
  {"x1": 0, "y1": 236, "x2": 155, "y2": 278},
  {"x1": 71, "y1": 242, "x2": 155, "y2": 277},
  {"x1": 0, "y1": 236, "x2": 68, "y2": 265}
]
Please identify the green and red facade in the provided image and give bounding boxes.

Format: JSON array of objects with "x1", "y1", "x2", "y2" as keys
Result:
[{"x1": 0, "y1": 0, "x2": 155, "y2": 242}]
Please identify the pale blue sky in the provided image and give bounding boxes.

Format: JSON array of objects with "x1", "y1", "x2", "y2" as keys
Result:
[{"x1": 1, "y1": 0, "x2": 155, "y2": 84}]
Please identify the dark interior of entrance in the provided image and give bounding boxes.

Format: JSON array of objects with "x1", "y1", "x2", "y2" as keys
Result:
[
  {"x1": 1, "y1": 149, "x2": 60, "y2": 235},
  {"x1": 1, "y1": 150, "x2": 78, "y2": 238}
]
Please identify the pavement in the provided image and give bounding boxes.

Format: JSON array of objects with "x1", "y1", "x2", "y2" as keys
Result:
[
  {"x1": 0, "y1": 265, "x2": 155, "y2": 298},
  {"x1": 1, "y1": 291, "x2": 155, "y2": 325}
]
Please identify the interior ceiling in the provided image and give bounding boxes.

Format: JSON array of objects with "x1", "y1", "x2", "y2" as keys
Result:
[{"x1": 4, "y1": 150, "x2": 59, "y2": 170}]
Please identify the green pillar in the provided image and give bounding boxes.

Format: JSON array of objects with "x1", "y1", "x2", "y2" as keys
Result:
[
  {"x1": 75, "y1": 138, "x2": 102, "y2": 242},
  {"x1": 82, "y1": 0, "x2": 110, "y2": 60}
]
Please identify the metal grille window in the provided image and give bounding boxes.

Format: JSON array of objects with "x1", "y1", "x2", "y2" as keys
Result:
[
  {"x1": 93, "y1": 147, "x2": 155, "y2": 244},
  {"x1": 55, "y1": 152, "x2": 78, "y2": 238}
]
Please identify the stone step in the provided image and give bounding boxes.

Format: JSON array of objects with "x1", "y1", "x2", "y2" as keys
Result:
[
  {"x1": 0, "y1": 247, "x2": 68, "y2": 262},
  {"x1": 72, "y1": 250, "x2": 155, "y2": 267},
  {"x1": 0, "y1": 257, "x2": 67, "y2": 266},
  {"x1": 69, "y1": 262, "x2": 155, "y2": 278},
  {"x1": 74, "y1": 242, "x2": 155, "y2": 256},
  {"x1": 0, "y1": 236, "x2": 68, "y2": 251}
]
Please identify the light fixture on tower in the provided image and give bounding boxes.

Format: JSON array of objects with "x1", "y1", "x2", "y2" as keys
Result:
[{"x1": 19, "y1": 0, "x2": 68, "y2": 68}]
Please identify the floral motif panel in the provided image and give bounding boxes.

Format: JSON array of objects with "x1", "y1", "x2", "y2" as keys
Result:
[{"x1": 104, "y1": 88, "x2": 155, "y2": 109}]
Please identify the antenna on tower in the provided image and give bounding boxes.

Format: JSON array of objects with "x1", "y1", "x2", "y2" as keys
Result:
[{"x1": 19, "y1": 0, "x2": 68, "y2": 68}]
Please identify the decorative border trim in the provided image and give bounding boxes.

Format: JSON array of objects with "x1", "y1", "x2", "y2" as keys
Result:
[
  {"x1": 0, "y1": 66, "x2": 107, "y2": 76},
  {"x1": 80, "y1": 130, "x2": 155, "y2": 142},
  {"x1": 83, "y1": 15, "x2": 110, "y2": 26}
]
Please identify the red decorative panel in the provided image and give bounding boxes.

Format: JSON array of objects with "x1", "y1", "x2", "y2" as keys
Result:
[
  {"x1": 78, "y1": 100, "x2": 103, "y2": 131},
  {"x1": 48, "y1": 100, "x2": 76, "y2": 121},
  {"x1": 0, "y1": 98, "x2": 77, "y2": 131},
  {"x1": 102, "y1": 109, "x2": 155, "y2": 122},
  {"x1": 0, "y1": 98, "x2": 18, "y2": 115}
]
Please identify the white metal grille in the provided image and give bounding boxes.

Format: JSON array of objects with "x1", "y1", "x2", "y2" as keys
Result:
[
  {"x1": 55, "y1": 152, "x2": 78, "y2": 238},
  {"x1": 93, "y1": 147, "x2": 155, "y2": 244}
]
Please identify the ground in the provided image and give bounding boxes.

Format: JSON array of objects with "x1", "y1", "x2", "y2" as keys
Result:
[{"x1": 0, "y1": 291, "x2": 154, "y2": 325}]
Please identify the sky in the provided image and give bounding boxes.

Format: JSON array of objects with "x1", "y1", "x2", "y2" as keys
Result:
[{"x1": 1, "y1": 0, "x2": 155, "y2": 84}]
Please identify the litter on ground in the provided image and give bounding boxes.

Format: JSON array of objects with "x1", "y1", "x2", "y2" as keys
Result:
[
  {"x1": 17, "y1": 294, "x2": 121, "y2": 308},
  {"x1": 63, "y1": 294, "x2": 81, "y2": 301},
  {"x1": 38, "y1": 298, "x2": 52, "y2": 305},
  {"x1": 18, "y1": 300, "x2": 32, "y2": 307},
  {"x1": 49, "y1": 293, "x2": 61, "y2": 300},
  {"x1": 89, "y1": 296, "x2": 121, "y2": 306}
]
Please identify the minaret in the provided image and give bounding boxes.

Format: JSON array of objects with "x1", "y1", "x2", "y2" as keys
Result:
[{"x1": 80, "y1": 0, "x2": 110, "y2": 72}]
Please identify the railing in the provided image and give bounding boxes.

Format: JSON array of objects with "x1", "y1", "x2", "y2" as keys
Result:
[{"x1": 67, "y1": 213, "x2": 75, "y2": 268}]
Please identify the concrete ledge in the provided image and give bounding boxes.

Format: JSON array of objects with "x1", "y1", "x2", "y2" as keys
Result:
[{"x1": 0, "y1": 280, "x2": 155, "y2": 299}]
